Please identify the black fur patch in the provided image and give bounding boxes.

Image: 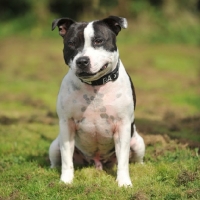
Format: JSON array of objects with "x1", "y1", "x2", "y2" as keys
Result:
[
  {"x1": 63, "y1": 22, "x2": 88, "y2": 65},
  {"x1": 92, "y1": 21, "x2": 117, "y2": 52},
  {"x1": 127, "y1": 74, "x2": 136, "y2": 137}
]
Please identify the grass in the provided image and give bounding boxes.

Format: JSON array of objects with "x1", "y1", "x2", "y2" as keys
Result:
[
  {"x1": 0, "y1": 35, "x2": 200, "y2": 199},
  {"x1": 0, "y1": 124, "x2": 199, "y2": 199}
]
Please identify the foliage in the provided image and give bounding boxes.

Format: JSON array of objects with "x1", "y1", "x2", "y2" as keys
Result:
[{"x1": 0, "y1": 0, "x2": 200, "y2": 44}]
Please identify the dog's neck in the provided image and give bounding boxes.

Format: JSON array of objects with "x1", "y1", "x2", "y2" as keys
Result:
[{"x1": 79, "y1": 60, "x2": 120, "y2": 86}]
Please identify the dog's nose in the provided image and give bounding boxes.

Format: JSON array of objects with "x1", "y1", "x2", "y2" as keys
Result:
[{"x1": 76, "y1": 56, "x2": 90, "y2": 68}]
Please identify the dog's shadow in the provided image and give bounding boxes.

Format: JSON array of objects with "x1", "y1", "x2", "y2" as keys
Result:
[
  {"x1": 25, "y1": 132, "x2": 117, "y2": 178},
  {"x1": 25, "y1": 133, "x2": 61, "y2": 173},
  {"x1": 26, "y1": 152, "x2": 117, "y2": 178},
  {"x1": 74, "y1": 162, "x2": 117, "y2": 178},
  {"x1": 103, "y1": 166, "x2": 116, "y2": 177}
]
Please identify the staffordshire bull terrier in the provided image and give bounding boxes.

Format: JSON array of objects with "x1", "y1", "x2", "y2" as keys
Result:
[{"x1": 49, "y1": 16, "x2": 145, "y2": 187}]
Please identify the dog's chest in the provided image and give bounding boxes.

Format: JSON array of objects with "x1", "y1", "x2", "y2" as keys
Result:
[
  {"x1": 60, "y1": 83, "x2": 128, "y2": 157},
  {"x1": 72, "y1": 89, "x2": 119, "y2": 134},
  {"x1": 75, "y1": 92, "x2": 117, "y2": 129}
]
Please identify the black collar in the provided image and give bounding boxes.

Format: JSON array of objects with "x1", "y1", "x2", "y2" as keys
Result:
[{"x1": 79, "y1": 61, "x2": 120, "y2": 86}]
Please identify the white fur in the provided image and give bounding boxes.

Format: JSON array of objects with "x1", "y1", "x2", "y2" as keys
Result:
[
  {"x1": 122, "y1": 18, "x2": 128, "y2": 29},
  {"x1": 49, "y1": 21, "x2": 145, "y2": 187}
]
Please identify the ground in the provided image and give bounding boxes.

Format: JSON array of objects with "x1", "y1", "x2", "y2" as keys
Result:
[{"x1": 0, "y1": 37, "x2": 199, "y2": 199}]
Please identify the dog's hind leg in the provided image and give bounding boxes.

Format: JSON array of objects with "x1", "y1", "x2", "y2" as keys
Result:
[
  {"x1": 49, "y1": 137, "x2": 61, "y2": 168},
  {"x1": 130, "y1": 125, "x2": 145, "y2": 163}
]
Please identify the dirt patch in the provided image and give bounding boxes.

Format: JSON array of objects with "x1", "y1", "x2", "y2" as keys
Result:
[
  {"x1": 142, "y1": 134, "x2": 170, "y2": 147},
  {"x1": 0, "y1": 190, "x2": 26, "y2": 200},
  {"x1": 0, "y1": 111, "x2": 58, "y2": 126},
  {"x1": 130, "y1": 191, "x2": 149, "y2": 200},
  {"x1": 141, "y1": 132, "x2": 190, "y2": 162},
  {"x1": 176, "y1": 170, "x2": 199, "y2": 186},
  {"x1": 137, "y1": 114, "x2": 200, "y2": 150},
  {"x1": 0, "y1": 94, "x2": 48, "y2": 109},
  {"x1": 0, "y1": 116, "x2": 18, "y2": 125},
  {"x1": 21, "y1": 96, "x2": 47, "y2": 109},
  {"x1": 180, "y1": 116, "x2": 200, "y2": 132},
  {"x1": 186, "y1": 189, "x2": 200, "y2": 199}
]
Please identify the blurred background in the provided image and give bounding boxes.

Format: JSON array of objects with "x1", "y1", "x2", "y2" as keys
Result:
[
  {"x1": 0, "y1": 0, "x2": 200, "y2": 42},
  {"x1": 0, "y1": 0, "x2": 200, "y2": 147}
]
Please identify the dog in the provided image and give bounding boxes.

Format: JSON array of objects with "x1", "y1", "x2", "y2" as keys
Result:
[{"x1": 49, "y1": 16, "x2": 145, "y2": 187}]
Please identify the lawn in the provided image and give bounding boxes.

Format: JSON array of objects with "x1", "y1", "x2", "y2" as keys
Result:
[{"x1": 0, "y1": 36, "x2": 200, "y2": 199}]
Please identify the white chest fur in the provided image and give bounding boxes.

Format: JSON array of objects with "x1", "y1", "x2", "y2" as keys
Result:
[{"x1": 57, "y1": 63, "x2": 134, "y2": 160}]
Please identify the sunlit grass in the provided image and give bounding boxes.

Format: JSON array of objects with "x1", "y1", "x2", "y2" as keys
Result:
[{"x1": 0, "y1": 123, "x2": 199, "y2": 199}]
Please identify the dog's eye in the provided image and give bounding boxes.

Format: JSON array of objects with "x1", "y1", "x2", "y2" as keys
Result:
[
  {"x1": 93, "y1": 38, "x2": 103, "y2": 45},
  {"x1": 68, "y1": 41, "x2": 75, "y2": 48}
]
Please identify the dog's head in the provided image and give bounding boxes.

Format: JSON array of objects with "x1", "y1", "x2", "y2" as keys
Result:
[{"x1": 52, "y1": 16, "x2": 127, "y2": 82}]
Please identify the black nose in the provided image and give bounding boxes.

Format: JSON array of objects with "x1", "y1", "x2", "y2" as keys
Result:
[{"x1": 76, "y1": 56, "x2": 90, "y2": 68}]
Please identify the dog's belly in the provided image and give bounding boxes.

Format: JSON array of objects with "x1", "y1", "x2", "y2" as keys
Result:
[{"x1": 74, "y1": 112, "x2": 116, "y2": 160}]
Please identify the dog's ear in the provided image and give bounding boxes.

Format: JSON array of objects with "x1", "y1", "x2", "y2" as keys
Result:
[
  {"x1": 102, "y1": 16, "x2": 128, "y2": 35},
  {"x1": 52, "y1": 18, "x2": 75, "y2": 37}
]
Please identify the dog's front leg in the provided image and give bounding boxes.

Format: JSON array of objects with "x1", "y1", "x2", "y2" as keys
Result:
[
  {"x1": 59, "y1": 119, "x2": 75, "y2": 184},
  {"x1": 114, "y1": 122, "x2": 132, "y2": 187}
]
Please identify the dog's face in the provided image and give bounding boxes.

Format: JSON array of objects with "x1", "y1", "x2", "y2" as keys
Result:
[{"x1": 52, "y1": 16, "x2": 127, "y2": 82}]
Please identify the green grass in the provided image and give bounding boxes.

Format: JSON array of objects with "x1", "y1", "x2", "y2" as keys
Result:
[
  {"x1": 0, "y1": 124, "x2": 199, "y2": 199},
  {"x1": 0, "y1": 36, "x2": 200, "y2": 199}
]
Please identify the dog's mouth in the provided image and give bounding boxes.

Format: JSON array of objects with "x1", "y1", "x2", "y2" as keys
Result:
[{"x1": 77, "y1": 63, "x2": 108, "y2": 77}]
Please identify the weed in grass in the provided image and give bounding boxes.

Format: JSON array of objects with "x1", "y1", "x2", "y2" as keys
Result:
[
  {"x1": 186, "y1": 189, "x2": 200, "y2": 199},
  {"x1": 176, "y1": 170, "x2": 199, "y2": 187},
  {"x1": 130, "y1": 190, "x2": 149, "y2": 200}
]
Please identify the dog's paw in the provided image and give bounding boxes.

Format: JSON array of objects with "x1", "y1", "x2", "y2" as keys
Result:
[
  {"x1": 60, "y1": 170, "x2": 74, "y2": 184},
  {"x1": 116, "y1": 170, "x2": 132, "y2": 187},
  {"x1": 117, "y1": 178, "x2": 133, "y2": 187}
]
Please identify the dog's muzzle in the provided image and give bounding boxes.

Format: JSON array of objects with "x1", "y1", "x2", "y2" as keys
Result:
[{"x1": 76, "y1": 56, "x2": 108, "y2": 78}]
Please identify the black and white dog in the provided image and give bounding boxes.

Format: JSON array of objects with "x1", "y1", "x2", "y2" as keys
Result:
[{"x1": 49, "y1": 16, "x2": 145, "y2": 187}]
